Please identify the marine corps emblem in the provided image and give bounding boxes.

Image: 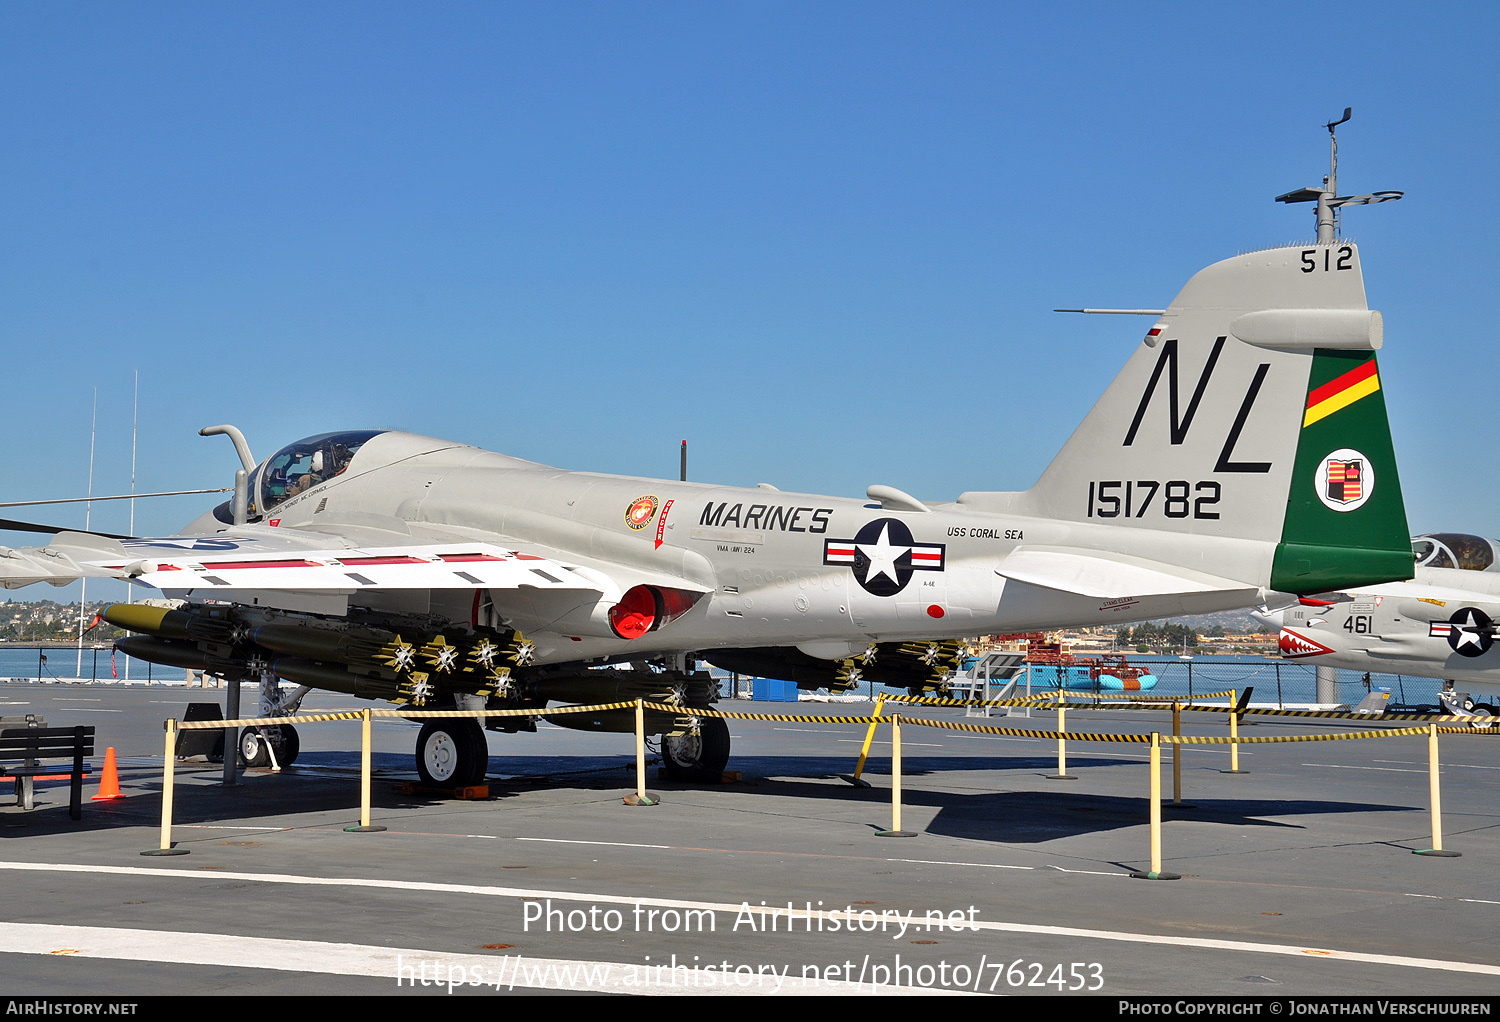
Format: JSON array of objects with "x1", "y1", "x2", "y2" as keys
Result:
[{"x1": 625, "y1": 495, "x2": 660, "y2": 530}]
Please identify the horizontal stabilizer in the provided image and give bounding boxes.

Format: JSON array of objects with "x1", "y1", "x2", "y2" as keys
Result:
[{"x1": 995, "y1": 546, "x2": 1256, "y2": 601}]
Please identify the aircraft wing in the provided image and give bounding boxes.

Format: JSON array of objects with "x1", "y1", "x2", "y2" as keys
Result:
[
  {"x1": 0, "y1": 522, "x2": 709, "y2": 598},
  {"x1": 0, "y1": 532, "x2": 154, "y2": 589},
  {"x1": 995, "y1": 546, "x2": 1258, "y2": 600}
]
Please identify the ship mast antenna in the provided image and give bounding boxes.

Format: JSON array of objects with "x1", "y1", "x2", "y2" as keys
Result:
[{"x1": 1275, "y1": 107, "x2": 1402, "y2": 243}]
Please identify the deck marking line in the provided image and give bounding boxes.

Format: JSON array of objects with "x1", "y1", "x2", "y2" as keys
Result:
[
  {"x1": 0, "y1": 922, "x2": 958, "y2": 995},
  {"x1": 1301, "y1": 763, "x2": 1425, "y2": 774},
  {"x1": 886, "y1": 858, "x2": 1032, "y2": 870},
  {"x1": 0, "y1": 861, "x2": 1496, "y2": 977},
  {"x1": 515, "y1": 837, "x2": 672, "y2": 849}
]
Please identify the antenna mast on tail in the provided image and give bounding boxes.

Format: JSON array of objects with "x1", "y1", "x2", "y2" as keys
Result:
[{"x1": 1276, "y1": 107, "x2": 1403, "y2": 243}]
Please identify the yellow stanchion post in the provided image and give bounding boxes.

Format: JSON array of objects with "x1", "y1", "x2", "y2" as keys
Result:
[
  {"x1": 623, "y1": 699, "x2": 658, "y2": 806},
  {"x1": 1415, "y1": 723, "x2": 1459, "y2": 857},
  {"x1": 1221, "y1": 688, "x2": 1248, "y2": 774},
  {"x1": 875, "y1": 712, "x2": 915, "y2": 837},
  {"x1": 843, "y1": 693, "x2": 886, "y2": 787},
  {"x1": 1048, "y1": 688, "x2": 1076, "y2": 780},
  {"x1": 142, "y1": 719, "x2": 189, "y2": 856},
  {"x1": 1131, "y1": 732, "x2": 1179, "y2": 880},
  {"x1": 1172, "y1": 701, "x2": 1182, "y2": 801},
  {"x1": 346, "y1": 707, "x2": 386, "y2": 833},
  {"x1": 1167, "y1": 700, "x2": 1194, "y2": 810}
]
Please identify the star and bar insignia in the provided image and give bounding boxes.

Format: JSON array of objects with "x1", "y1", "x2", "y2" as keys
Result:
[
  {"x1": 823, "y1": 517, "x2": 945, "y2": 597},
  {"x1": 1429, "y1": 607, "x2": 1495, "y2": 659}
]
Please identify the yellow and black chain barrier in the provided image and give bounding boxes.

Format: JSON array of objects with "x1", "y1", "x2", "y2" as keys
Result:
[
  {"x1": 876, "y1": 717, "x2": 1492, "y2": 745},
  {"x1": 1076, "y1": 690, "x2": 1237, "y2": 703},
  {"x1": 177, "y1": 710, "x2": 365, "y2": 730},
  {"x1": 893, "y1": 690, "x2": 1496, "y2": 726},
  {"x1": 894, "y1": 716, "x2": 1151, "y2": 743},
  {"x1": 174, "y1": 699, "x2": 1499, "y2": 741},
  {"x1": 175, "y1": 700, "x2": 641, "y2": 730},
  {"x1": 374, "y1": 701, "x2": 639, "y2": 720},
  {"x1": 888, "y1": 693, "x2": 1060, "y2": 708},
  {"x1": 1233, "y1": 705, "x2": 1490, "y2": 723},
  {"x1": 637, "y1": 701, "x2": 883, "y2": 725},
  {"x1": 885, "y1": 690, "x2": 1237, "y2": 709},
  {"x1": 1163, "y1": 725, "x2": 1432, "y2": 744}
]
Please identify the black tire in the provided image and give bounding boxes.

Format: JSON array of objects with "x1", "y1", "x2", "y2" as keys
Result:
[
  {"x1": 239, "y1": 728, "x2": 270, "y2": 768},
  {"x1": 415, "y1": 719, "x2": 487, "y2": 788},
  {"x1": 659, "y1": 716, "x2": 730, "y2": 782},
  {"x1": 272, "y1": 723, "x2": 300, "y2": 767},
  {"x1": 464, "y1": 723, "x2": 490, "y2": 785}
]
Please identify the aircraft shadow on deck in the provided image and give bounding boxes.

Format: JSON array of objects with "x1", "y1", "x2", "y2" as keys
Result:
[
  {"x1": 880, "y1": 789, "x2": 1417, "y2": 844},
  {"x1": 649, "y1": 757, "x2": 1421, "y2": 844}
]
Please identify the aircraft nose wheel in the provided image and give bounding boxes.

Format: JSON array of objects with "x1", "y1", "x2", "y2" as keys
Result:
[
  {"x1": 272, "y1": 723, "x2": 300, "y2": 766},
  {"x1": 415, "y1": 720, "x2": 489, "y2": 788},
  {"x1": 239, "y1": 728, "x2": 270, "y2": 768},
  {"x1": 238, "y1": 725, "x2": 300, "y2": 768},
  {"x1": 659, "y1": 716, "x2": 730, "y2": 782}
]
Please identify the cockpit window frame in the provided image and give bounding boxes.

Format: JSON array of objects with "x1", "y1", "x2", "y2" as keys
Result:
[
  {"x1": 247, "y1": 430, "x2": 387, "y2": 519},
  {"x1": 1414, "y1": 533, "x2": 1497, "y2": 572}
]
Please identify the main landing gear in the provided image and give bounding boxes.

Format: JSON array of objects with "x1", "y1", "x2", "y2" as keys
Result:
[
  {"x1": 659, "y1": 717, "x2": 731, "y2": 782},
  {"x1": 414, "y1": 719, "x2": 489, "y2": 788}
]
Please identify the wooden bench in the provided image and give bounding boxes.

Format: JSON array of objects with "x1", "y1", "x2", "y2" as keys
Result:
[{"x1": 0, "y1": 725, "x2": 95, "y2": 820}]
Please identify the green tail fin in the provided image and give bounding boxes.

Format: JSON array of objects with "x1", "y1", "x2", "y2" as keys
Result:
[{"x1": 1270, "y1": 348, "x2": 1412, "y2": 592}]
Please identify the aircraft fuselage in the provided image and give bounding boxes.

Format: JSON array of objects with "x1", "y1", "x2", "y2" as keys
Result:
[{"x1": 166, "y1": 434, "x2": 1266, "y2": 667}]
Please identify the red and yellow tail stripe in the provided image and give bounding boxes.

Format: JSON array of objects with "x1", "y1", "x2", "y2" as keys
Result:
[{"x1": 1303, "y1": 358, "x2": 1380, "y2": 427}]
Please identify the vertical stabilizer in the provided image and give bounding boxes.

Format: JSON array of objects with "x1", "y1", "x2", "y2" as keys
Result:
[
  {"x1": 1271, "y1": 344, "x2": 1410, "y2": 590},
  {"x1": 966, "y1": 242, "x2": 1411, "y2": 594}
]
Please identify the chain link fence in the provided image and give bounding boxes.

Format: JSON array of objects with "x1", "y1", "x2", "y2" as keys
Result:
[
  {"x1": 0, "y1": 645, "x2": 187, "y2": 684},
  {"x1": 1009, "y1": 655, "x2": 1450, "y2": 709}
]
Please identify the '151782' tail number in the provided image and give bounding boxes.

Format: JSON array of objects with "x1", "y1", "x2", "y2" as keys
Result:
[{"x1": 1087, "y1": 480, "x2": 1220, "y2": 520}]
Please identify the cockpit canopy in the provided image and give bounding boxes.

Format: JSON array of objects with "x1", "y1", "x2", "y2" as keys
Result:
[
  {"x1": 248, "y1": 430, "x2": 386, "y2": 517},
  {"x1": 1412, "y1": 533, "x2": 1500, "y2": 572}
]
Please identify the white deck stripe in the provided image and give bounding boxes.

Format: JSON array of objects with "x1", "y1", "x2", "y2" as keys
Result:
[
  {"x1": 516, "y1": 836, "x2": 672, "y2": 849},
  {"x1": 0, "y1": 922, "x2": 957, "y2": 995},
  {"x1": 0, "y1": 861, "x2": 1495, "y2": 978}
]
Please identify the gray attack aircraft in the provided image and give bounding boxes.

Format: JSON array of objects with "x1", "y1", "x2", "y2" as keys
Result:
[
  {"x1": 1273, "y1": 533, "x2": 1500, "y2": 719},
  {"x1": 0, "y1": 241, "x2": 1416, "y2": 787}
]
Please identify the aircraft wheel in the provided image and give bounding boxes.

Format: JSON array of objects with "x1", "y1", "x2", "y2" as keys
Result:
[
  {"x1": 416, "y1": 720, "x2": 487, "y2": 788},
  {"x1": 464, "y1": 723, "x2": 490, "y2": 785},
  {"x1": 272, "y1": 723, "x2": 300, "y2": 766},
  {"x1": 1469, "y1": 705, "x2": 1494, "y2": 728},
  {"x1": 659, "y1": 716, "x2": 730, "y2": 782},
  {"x1": 239, "y1": 728, "x2": 270, "y2": 768}
]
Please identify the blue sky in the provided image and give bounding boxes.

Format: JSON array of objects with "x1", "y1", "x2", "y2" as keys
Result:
[{"x1": 1, "y1": 3, "x2": 1496, "y2": 603}]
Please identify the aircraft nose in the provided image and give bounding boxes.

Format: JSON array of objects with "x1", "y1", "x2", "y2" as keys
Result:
[{"x1": 1277, "y1": 627, "x2": 1333, "y2": 658}]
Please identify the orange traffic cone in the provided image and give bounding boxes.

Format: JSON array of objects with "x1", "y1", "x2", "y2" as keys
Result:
[{"x1": 92, "y1": 747, "x2": 125, "y2": 801}]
